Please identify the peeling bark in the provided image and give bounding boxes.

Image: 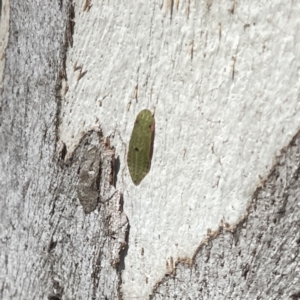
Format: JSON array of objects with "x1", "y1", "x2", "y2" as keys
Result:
[
  {"x1": 0, "y1": 1, "x2": 128, "y2": 299},
  {"x1": 151, "y1": 132, "x2": 300, "y2": 299},
  {"x1": 1, "y1": 1, "x2": 300, "y2": 300}
]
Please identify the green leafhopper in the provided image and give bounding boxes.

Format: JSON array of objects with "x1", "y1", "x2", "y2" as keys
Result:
[{"x1": 127, "y1": 109, "x2": 155, "y2": 185}]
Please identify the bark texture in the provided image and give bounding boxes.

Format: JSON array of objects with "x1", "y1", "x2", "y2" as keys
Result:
[
  {"x1": 151, "y1": 132, "x2": 300, "y2": 299},
  {"x1": 0, "y1": 1, "x2": 128, "y2": 299},
  {"x1": 1, "y1": 1, "x2": 300, "y2": 300}
]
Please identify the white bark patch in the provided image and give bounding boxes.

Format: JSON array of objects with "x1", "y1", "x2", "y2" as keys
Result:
[{"x1": 58, "y1": 1, "x2": 300, "y2": 298}]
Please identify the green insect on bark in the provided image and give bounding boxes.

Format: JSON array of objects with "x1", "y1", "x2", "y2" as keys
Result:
[{"x1": 127, "y1": 109, "x2": 155, "y2": 186}]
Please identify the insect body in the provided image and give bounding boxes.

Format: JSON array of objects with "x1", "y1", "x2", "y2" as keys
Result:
[{"x1": 127, "y1": 109, "x2": 155, "y2": 185}]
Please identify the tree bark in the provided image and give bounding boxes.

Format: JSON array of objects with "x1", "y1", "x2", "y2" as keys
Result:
[
  {"x1": 151, "y1": 132, "x2": 300, "y2": 299},
  {"x1": 0, "y1": 1, "x2": 128, "y2": 299},
  {"x1": 1, "y1": 1, "x2": 300, "y2": 300}
]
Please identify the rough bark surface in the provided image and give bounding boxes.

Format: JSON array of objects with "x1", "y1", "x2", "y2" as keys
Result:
[
  {"x1": 151, "y1": 132, "x2": 300, "y2": 299},
  {"x1": 0, "y1": 1, "x2": 128, "y2": 299}
]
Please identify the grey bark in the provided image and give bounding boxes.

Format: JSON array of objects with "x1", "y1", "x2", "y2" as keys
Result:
[
  {"x1": 0, "y1": 1, "x2": 128, "y2": 299},
  {"x1": 1, "y1": 1, "x2": 300, "y2": 300}
]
